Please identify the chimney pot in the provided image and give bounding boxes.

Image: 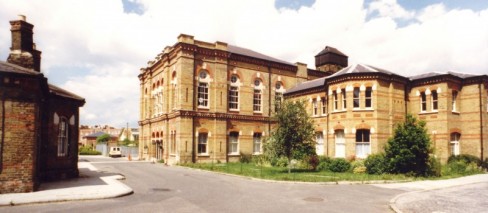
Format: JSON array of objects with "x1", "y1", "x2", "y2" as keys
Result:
[{"x1": 18, "y1": 15, "x2": 26, "y2": 21}]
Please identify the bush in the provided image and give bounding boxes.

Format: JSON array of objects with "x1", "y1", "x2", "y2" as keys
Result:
[
  {"x1": 447, "y1": 160, "x2": 469, "y2": 174},
  {"x1": 272, "y1": 157, "x2": 289, "y2": 168},
  {"x1": 447, "y1": 154, "x2": 481, "y2": 166},
  {"x1": 364, "y1": 154, "x2": 386, "y2": 175},
  {"x1": 482, "y1": 158, "x2": 488, "y2": 170},
  {"x1": 427, "y1": 156, "x2": 441, "y2": 177},
  {"x1": 240, "y1": 153, "x2": 252, "y2": 163},
  {"x1": 79, "y1": 146, "x2": 101, "y2": 155},
  {"x1": 353, "y1": 166, "x2": 367, "y2": 174},
  {"x1": 328, "y1": 158, "x2": 351, "y2": 173},
  {"x1": 252, "y1": 155, "x2": 271, "y2": 167},
  {"x1": 306, "y1": 155, "x2": 320, "y2": 171},
  {"x1": 317, "y1": 156, "x2": 332, "y2": 171}
]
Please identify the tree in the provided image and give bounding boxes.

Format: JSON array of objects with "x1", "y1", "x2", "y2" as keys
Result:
[
  {"x1": 96, "y1": 133, "x2": 111, "y2": 144},
  {"x1": 265, "y1": 100, "x2": 316, "y2": 173},
  {"x1": 385, "y1": 114, "x2": 432, "y2": 176}
]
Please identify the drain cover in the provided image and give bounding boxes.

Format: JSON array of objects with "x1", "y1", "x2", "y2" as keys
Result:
[
  {"x1": 152, "y1": 188, "x2": 171, "y2": 192},
  {"x1": 303, "y1": 197, "x2": 324, "y2": 202}
]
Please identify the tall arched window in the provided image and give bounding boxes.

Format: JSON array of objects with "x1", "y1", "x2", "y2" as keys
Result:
[
  {"x1": 57, "y1": 117, "x2": 69, "y2": 157},
  {"x1": 253, "y1": 79, "x2": 263, "y2": 112},
  {"x1": 228, "y1": 74, "x2": 240, "y2": 110},
  {"x1": 198, "y1": 70, "x2": 210, "y2": 108},
  {"x1": 275, "y1": 81, "x2": 286, "y2": 112},
  {"x1": 355, "y1": 129, "x2": 370, "y2": 158},
  {"x1": 450, "y1": 133, "x2": 460, "y2": 156},
  {"x1": 420, "y1": 91, "x2": 427, "y2": 112},
  {"x1": 431, "y1": 90, "x2": 438, "y2": 111}
]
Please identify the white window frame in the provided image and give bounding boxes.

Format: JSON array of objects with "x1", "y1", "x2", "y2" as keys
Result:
[
  {"x1": 312, "y1": 99, "x2": 318, "y2": 116},
  {"x1": 450, "y1": 133, "x2": 460, "y2": 156},
  {"x1": 365, "y1": 87, "x2": 372, "y2": 109},
  {"x1": 321, "y1": 97, "x2": 327, "y2": 115},
  {"x1": 353, "y1": 87, "x2": 360, "y2": 109},
  {"x1": 335, "y1": 130, "x2": 345, "y2": 158},
  {"x1": 315, "y1": 132, "x2": 324, "y2": 155},
  {"x1": 253, "y1": 79, "x2": 264, "y2": 113},
  {"x1": 420, "y1": 92, "x2": 427, "y2": 112},
  {"x1": 228, "y1": 86, "x2": 239, "y2": 111},
  {"x1": 431, "y1": 90, "x2": 438, "y2": 111},
  {"x1": 229, "y1": 132, "x2": 239, "y2": 154},
  {"x1": 341, "y1": 89, "x2": 347, "y2": 110},
  {"x1": 198, "y1": 133, "x2": 208, "y2": 155},
  {"x1": 274, "y1": 82, "x2": 286, "y2": 112},
  {"x1": 355, "y1": 129, "x2": 371, "y2": 158},
  {"x1": 253, "y1": 133, "x2": 262, "y2": 154},
  {"x1": 452, "y1": 91, "x2": 458, "y2": 112},
  {"x1": 197, "y1": 71, "x2": 210, "y2": 108},
  {"x1": 333, "y1": 91, "x2": 338, "y2": 111}
]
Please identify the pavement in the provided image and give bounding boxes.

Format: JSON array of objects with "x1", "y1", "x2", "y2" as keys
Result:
[
  {"x1": 0, "y1": 159, "x2": 134, "y2": 206},
  {"x1": 1, "y1": 158, "x2": 487, "y2": 212}
]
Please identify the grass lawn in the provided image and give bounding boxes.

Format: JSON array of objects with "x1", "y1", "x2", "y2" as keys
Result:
[
  {"x1": 180, "y1": 162, "x2": 485, "y2": 183},
  {"x1": 181, "y1": 162, "x2": 413, "y2": 183}
]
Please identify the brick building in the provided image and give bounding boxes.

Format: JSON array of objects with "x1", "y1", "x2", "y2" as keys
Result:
[
  {"x1": 0, "y1": 16, "x2": 85, "y2": 193},
  {"x1": 139, "y1": 34, "x2": 487, "y2": 164}
]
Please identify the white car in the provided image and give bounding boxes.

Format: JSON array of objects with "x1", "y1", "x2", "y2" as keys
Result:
[{"x1": 109, "y1": 147, "x2": 122, "y2": 157}]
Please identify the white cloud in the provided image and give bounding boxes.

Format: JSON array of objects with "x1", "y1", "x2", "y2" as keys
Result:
[{"x1": 0, "y1": 0, "x2": 487, "y2": 127}]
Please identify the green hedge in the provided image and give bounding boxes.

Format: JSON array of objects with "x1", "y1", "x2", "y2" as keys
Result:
[{"x1": 79, "y1": 146, "x2": 101, "y2": 155}]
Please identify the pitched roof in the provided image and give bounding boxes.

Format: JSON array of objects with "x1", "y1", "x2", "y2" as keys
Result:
[
  {"x1": 285, "y1": 77, "x2": 326, "y2": 95},
  {"x1": 409, "y1": 71, "x2": 481, "y2": 80},
  {"x1": 327, "y1": 63, "x2": 396, "y2": 79},
  {"x1": 315, "y1": 46, "x2": 348, "y2": 57},
  {"x1": 0, "y1": 61, "x2": 41, "y2": 75},
  {"x1": 228, "y1": 45, "x2": 293, "y2": 65},
  {"x1": 48, "y1": 84, "x2": 85, "y2": 102}
]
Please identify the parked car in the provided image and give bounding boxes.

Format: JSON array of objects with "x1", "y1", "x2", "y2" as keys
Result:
[{"x1": 109, "y1": 147, "x2": 122, "y2": 157}]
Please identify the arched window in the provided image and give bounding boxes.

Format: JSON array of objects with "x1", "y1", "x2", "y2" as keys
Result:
[
  {"x1": 253, "y1": 79, "x2": 263, "y2": 112},
  {"x1": 198, "y1": 70, "x2": 210, "y2": 108},
  {"x1": 275, "y1": 81, "x2": 285, "y2": 111},
  {"x1": 353, "y1": 87, "x2": 360, "y2": 108},
  {"x1": 450, "y1": 133, "x2": 460, "y2": 156},
  {"x1": 57, "y1": 117, "x2": 69, "y2": 157},
  {"x1": 420, "y1": 91, "x2": 427, "y2": 112},
  {"x1": 228, "y1": 74, "x2": 240, "y2": 110},
  {"x1": 431, "y1": 90, "x2": 438, "y2": 111}
]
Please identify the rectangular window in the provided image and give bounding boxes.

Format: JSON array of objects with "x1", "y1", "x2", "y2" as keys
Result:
[
  {"x1": 228, "y1": 86, "x2": 239, "y2": 110},
  {"x1": 57, "y1": 119, "x2": 69, "y2": 157},
  {"x1": 355, "y1": 130, "x2": 370, "y2": 158},
  {"x1": 365, "y1": 87, "x2": 372, "y2": 108},
  {"x1": 253, "y1": 133, "x2": 262, "y2": 154},
  {"x1": 341, "y1": 89, "x2": 347, "y2": 110},
  {"x1": 198, "y1": 133, "x2": 207, "y2": 154},
  {"x1": 353, "y1": 87, "x2": 360, "y2": 108},
  {"x1": 420, "y1": 92, "x2": 427, "y2": 112},
  {"x1": 321, "y1": 97, "x2": 327, "y2": 114},
  {"x1": 254, "y1": 90, "x2": 262, "y2": 112},
  {"x1": 335, "y1": 130, "x2": 345, "y2": 158},
  {"x1": 229, "y1": 132, "x2": 239, "y2": 154},
  {"x1": 333, "y1": 91, "x2": 338, "y2": 111},
  {"x1": 452, "y1": 91, "x2": 458, "y2": 112},
  {"x1": 315, "y1": 132, "x2": 324, "y2": 155},
  {"x1": 432, "y1": 90, "x2": 438, "y2": 111},
  {"x1": 198, "y1": 82, "x2": 209, "y2": 107},
  {"x1": 312, "y1": 99, "x2": 318, "y2": 116}
]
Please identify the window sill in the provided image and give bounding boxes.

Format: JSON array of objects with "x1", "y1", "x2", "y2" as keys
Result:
[
  {"x1": 419, "y1": 111, "x2": 438, "y2": 115},
  {"x1": 228, "y1": 153, "x2": 240, "y2": 156},
  {"x1": 229, "y1": 109, "x2": 240, "y2": 112},
  {"x1": 197, "y1": 154, "x2": 210, "y2": 157},
  {"x1": 331, "y1": 110, "x2": 347, "y2": 114},
  {"x1": 253, "y1": 111, "x2": 263, "y2": 114},
  {"x1": 198, "y1": 107, "x2": 210, "y2": 110},
  {"x1": 352, "y1": 108, "x2": 374, "y2": 112},
  {"x1": 452, "y1": 111, "x2": 460, "y2": 115}
]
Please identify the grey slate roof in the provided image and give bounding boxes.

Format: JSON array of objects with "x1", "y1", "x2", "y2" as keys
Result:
[
  {"x1": 409, "y1": 71, "x2": 480, "y2": 80},
  {"x1": 49, "y1": 84, "x2": 85, "y2": 102},
  {"x1": 327, "y1": 63, "x2": 396, "y2": 79},
  {"x1": 0, "y1": 61, "x2": 41, "y2": 75},
  {"x1": 228, "y1": 45, "x2": 294, "y2": 65},
  {"x1": 285, "y1": 77, "x2": 326, "y2": 95}
]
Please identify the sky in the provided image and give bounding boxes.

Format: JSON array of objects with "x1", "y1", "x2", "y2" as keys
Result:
[{"x1": 0, "y1": 0, "x2": 487, "y2": 128}]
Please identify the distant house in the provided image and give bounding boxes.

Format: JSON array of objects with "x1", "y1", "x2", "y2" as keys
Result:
[
  {"x1": 79, "y1": 125, "x2": 121, "y2": 147},
  {"x1": 119, "y1": 128, "x2": 139, "y2": 143},
  {"x1": 83, "y1": 131, "x2": 118, "y2": 156},
  {"x1": 0, "y1": 16, "x2": 85, "y2": 193}
]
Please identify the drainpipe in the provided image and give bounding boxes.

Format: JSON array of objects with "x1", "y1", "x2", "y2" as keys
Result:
[
  {"x1": 479, "y1": 83, "x2": 484, "y2": 160},
  {"x1": 192, "y1": 52, "x2": 197, "y2": 163},
  {"x1": 268, "y1": 65, "x2": 272, "y2": 143},
  {"x1": 325, "y1": 84, "x2": 329, "y2": 157}
]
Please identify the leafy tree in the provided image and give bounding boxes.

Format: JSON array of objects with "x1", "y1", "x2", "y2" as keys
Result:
[
  {"x1": 264, "y1": 100, "x2": 316, "y2": 173},
  {"x1": 385, "y1": 114, "x2": 432, "y2": 176},
  {"x1": 96, "y1": 133, "x2": 111, "y2": 144}
]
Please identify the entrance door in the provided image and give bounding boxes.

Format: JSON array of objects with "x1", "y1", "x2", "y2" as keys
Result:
[{"x1": 335, "y1": 130, "x2": 345, "y2": 158}]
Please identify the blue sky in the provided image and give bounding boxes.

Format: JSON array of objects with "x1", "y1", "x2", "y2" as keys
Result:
[{"x1": 1, "y1": 0, "x2": 487, "y2": 128}]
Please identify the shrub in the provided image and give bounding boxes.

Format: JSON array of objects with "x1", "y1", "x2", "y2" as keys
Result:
[
  {"x1": 328, "y1": 158, "x2": 351, "y2": 173},
  {"x1": 306, "y1": 155, "x2": 320, "y2": 171},
  {"x1": 158, "y1": 159, "x2": 165, "y2": 164},
  {"x1": 316, "y1": 156, "x2": 332, "y2": 171},
  {"x1": 427, "y1": 156, "x2": 441, "y2": 177},
  {"x1": 272, "y1": 157, "x2": 289, "y2": 168},
  {"x1": 482, "y1": 158, "x2": 488, "y2": 170},
  {"x1": 79, "y1": 146, "x2": 101, "y2": 155},
  {"x1": 447, "y1": 154, "x2": 481, "y2": 166},
  {"x1": 447, "y1": 160, "x2": 468, "y2": 174},
  {"x1": 252, "y1": 155, "x2": 271, "y2": 167},
  {"x1": 364, "y1": 154, "x2": 386, "y2": 175},
  {"x1": 353, "y1": 166, "x2": 367, "y2": 174},
  {"x1": 350, "y1": 160, "x2": 364, "y2": 171},
  {"x1": 239, "y1": 153, "x2": 252, "y2": 163}
]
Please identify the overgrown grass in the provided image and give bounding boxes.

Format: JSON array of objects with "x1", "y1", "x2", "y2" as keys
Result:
[{"x1": 181, "y1": 162, "x2": 413, "y2": 182}]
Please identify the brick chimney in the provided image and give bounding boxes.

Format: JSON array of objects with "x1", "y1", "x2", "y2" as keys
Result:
[{"x1": 7, "y1": 15, "x2": 42, "y2": 72}]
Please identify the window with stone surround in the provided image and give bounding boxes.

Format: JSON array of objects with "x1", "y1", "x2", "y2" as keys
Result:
[
  {"x1": 312, "y1": 98, "x2": 318, "y2": 116},
  {"x1": 198, "y1": 133, "x2": 207, "y2": 154},
  {"x1": 171, "y1": 131, "x2": 177, "y2": 154},
  {"x1": 57, "y1": 117, "x2": 69, "y2": 157},
  {"x1": 341, "y1": 89, "x2": 347, "y2": 110},
  {"x1": 420, "y1": 92, "x2": 427, "y2": 112},
  {"x1": 365, "y1": 87, "x2": 372, "y2": 108},
  {"x1": 172, "y1": 72, "x2": 178, "y2": 110},
  {"x1": 431, "y1": 90, "x2": 438, "y2": 111},
  {"x1": 355, "y1": 129, "x2": 370, "y2": 158},
  {"x1": 228, "y1": 75, "x2": 240, "y2": 110},
  {"x1": 229, "y1": 132, "x2": 239, "y2": 154},
  {"x1": 452, "y1": 91, "x2": 458, "y2": 112},
  {"x1": 321, "y1": 97, "x2": 327, "y2": 115},
  {"x1": 315, "y1": 132, "x2": 324, "y2": 155},
  {"x1": 353, "y1": 87, "x2": 360, "y2": 108},
  {"x1": 275, "y1": 82, "x2": 285, "y2": 112},
  {"x1": 450, "y1": 132, "x2": 460, "y2": 156},
  {"x1": 333, "y1": 91, "x2": 338, "y2": 111},
  {"x1": 253, "y1": 133, "x2": 262, "y2": 154},
  {"x1": 254, "y1": 79, "x2": 263, "y2": 112},
  {"x1": 198, "y1": 71, "x2": 210, "y2": 108}
]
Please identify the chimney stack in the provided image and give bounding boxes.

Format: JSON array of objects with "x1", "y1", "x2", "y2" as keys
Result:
[{"x1": 7, "y1": 15, "x2": 42, "y2": 72}]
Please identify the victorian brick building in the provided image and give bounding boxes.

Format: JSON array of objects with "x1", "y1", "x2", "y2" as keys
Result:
[
  {"x1": 139, "y1": 34, "x2": 487, "y2": 165},
  {"x1": 0, "y1": 16, "x2": 85, "y2": 193}
]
